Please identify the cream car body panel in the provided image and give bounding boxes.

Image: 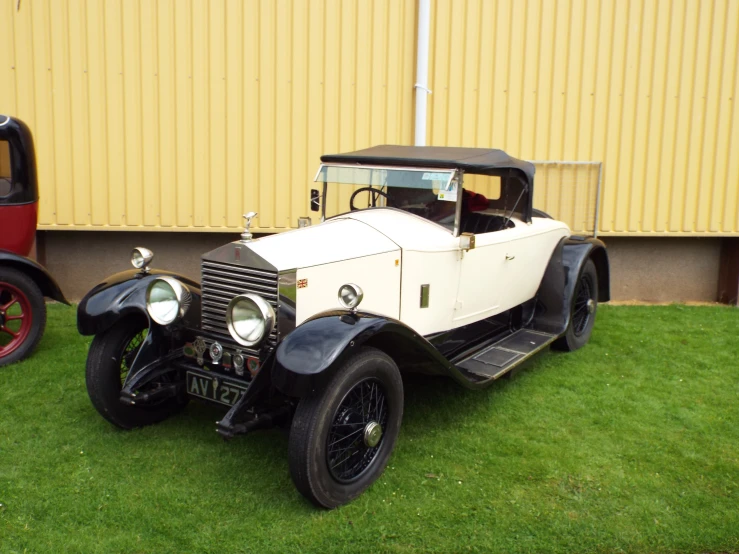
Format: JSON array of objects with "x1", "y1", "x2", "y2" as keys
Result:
[
  {"x1": 295, "y1": 250, "x2": 401, "y2": 326},
  {"x1": 344, "y1": 209, "x2": 459, "y2": 252},
  {"x1": 245, "y1": 217, "x2": 398, "y2": 271},
  {"x1": 454, "y1": 217, "x2": 570, "y2": 326},
  {"x1": 398, "y1": 248, "x2": 461, "y2": 335},
  {"x1": 339, "y1": 207, "x2": 569, "y2": 334}
]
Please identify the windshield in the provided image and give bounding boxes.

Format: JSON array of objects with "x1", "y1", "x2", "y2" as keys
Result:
[{"x1": 315, "y1": 165, "x2": 460, "y2": 231}]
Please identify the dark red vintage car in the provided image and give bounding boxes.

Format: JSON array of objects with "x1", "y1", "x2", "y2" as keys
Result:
[{"x1": 0, "y1": 115, "x2": 67, "y2": 366}]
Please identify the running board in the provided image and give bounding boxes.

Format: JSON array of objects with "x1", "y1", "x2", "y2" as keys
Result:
[{"x1": 457, "y1": 329, "x2": 557, "y2": 381}]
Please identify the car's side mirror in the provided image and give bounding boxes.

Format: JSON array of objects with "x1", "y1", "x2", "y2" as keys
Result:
[{"x1": 310, "y1": 189, "x2": 320, "y2": 212}]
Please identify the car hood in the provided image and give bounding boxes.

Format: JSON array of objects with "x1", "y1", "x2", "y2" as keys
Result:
[
  {"x1": 344, "y1": 208, "x2": 459, "y2": 252},
  {"x1": 239, "y1": 217, "x2": 400, "y2": 271}
]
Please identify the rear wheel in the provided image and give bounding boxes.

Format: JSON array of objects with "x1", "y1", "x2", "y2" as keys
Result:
[
  {"x1": 553, "y1": 258, "x2": 598, "y2": 352},
  {"x1": 288, "y1": 347, "x2": 403, "y2": 508},
  {"x1": 0, "y1": 267, "x2": 46, "y2": 367},
  {"x1": 85, "y1": 317, "x2": 187, "y2": 429}
]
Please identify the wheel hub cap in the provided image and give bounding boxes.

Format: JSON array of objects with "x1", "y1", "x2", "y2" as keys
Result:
[
  {"x1": 586, "y1": 299, "x2": 595, "y2": 314},
  {"x1": 363, "y1": 421, "x2": 383, "y2": 447}
]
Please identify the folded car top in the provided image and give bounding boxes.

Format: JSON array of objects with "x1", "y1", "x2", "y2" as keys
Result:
[{"x1": 320, "y1": 145, "x2": 535, "y2": 185}]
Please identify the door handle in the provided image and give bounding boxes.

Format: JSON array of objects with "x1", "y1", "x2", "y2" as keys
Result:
[{"x1": 505, "y1": 254, "x2": 515, "y2": 261}]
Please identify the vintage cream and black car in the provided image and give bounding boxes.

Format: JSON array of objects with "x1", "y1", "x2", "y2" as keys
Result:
[{"x1": 78, "y1": 146, "x2": 609, "y2": 508}]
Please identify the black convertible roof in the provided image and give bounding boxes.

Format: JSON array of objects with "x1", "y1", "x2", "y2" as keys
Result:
[{"x1": 320, "y1": 145, "x2": 535, "y2": 184}]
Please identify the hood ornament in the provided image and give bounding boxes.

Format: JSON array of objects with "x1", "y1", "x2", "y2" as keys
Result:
[{"x1": 241, "y1": 212, "x2": 257, "y2": 242}]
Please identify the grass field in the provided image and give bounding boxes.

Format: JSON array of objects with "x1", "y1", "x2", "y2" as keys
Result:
[{"x1": 1, "y1": 304, "x2": 738, "y2": 553}]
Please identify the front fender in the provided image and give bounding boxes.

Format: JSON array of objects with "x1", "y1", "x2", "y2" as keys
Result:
[
  {"x1": 77, "y1": 269, "x2": 201, "y2": 336},
  {"x1": 272, "y1": 310, "x2": 461, "y2": 397},
  {"x1": 0, "y1": 249, "x2": 68, "y2": 304}
]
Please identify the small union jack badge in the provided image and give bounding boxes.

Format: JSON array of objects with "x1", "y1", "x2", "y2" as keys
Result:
[{"x1": 297, "y1": 279, "x2": 308, "y2": 289}]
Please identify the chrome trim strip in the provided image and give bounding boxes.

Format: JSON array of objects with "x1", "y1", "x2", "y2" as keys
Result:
[
  {"x1": 202, "y1": 243, "x2": 277, "y2": 272},
  {"x1": 452, "y1": 170, "x2": 464, "y2": 237},
  {"x1": 202, "y1": 260, "x2": 277, "y2": 278},
  {"x1": 315, "y1": 162, "x2": 459, "y2": 176},
  {"x1": 201, "y1": 281, "x2": 278, "y2": 298},
  {"x1": 202, "y1": 268, "x2": 278, "y2": 286},
  {"x1": 321, "y1": 182, "x2": 327, "y2": 222},
  {"x1": 278, "y1": 270, "x2": 297, "y2": 337},
  {"x1": 420, "y1": 284, "x2": 430, "y2": 308}
]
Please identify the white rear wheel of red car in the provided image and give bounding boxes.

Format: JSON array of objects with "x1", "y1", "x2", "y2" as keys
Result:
[
  {"x1": 288, "y1": 347, "x2": 403, "y2": 508},
  {"x1": 0, "y1": 267, "x2": 46, "y2": 367}
]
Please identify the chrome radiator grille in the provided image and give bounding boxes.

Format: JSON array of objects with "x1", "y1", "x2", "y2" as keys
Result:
[{"x1": 201, "y1": 260, "x2": 279, "y2": 352}]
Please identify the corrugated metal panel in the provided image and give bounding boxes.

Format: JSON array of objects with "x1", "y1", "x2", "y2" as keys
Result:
[
  {"x1": 2, "y1": 0, "x2": 738, "y2": 236},
  {"x1": 532, "y1": 162, "x2": 602, "y2": 236},
  {"x1": 426, "y1": 0, "x2": 739, "y2": 236},
  {"x1": 0, "y1": 0, "x2": 416, "y2": 232}
]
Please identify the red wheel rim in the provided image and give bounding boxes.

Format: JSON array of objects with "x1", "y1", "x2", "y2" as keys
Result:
[{"x1": 0, "y1": 282, "x2": 34, "y2": 359}]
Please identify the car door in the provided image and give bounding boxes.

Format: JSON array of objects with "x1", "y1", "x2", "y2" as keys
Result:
[
  {"x1": 452, "y1": 227, "x2": 512, "y2": 327},
  {"x1": 453, "y1": 218, "x2": 569, "y2": 328}
]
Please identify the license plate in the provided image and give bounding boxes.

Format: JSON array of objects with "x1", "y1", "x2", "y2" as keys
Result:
[{"x1": 186, "y1": 371, "x2": 247, "y2": 406}]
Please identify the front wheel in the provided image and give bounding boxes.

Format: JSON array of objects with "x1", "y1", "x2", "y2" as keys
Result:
[
  {"x1": 553, "y1": 258, "x2": 598, "y2": 352},
  {"x1": 288, "y1": 347, "x2": 403, "y2": 508},
  {"x1": 0, "y1": 267, "x2": 47, "y2": 367},
  {"x1": 85, "y1": 317, "x2": 187, "y2": 429}
]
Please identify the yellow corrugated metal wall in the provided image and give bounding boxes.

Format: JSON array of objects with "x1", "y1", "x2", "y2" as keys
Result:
[
  {"x1": 427, "y1": 0, "x2": 739, "y2": 236},
  {"x1": 0, "y1": 0, "x2": 416, "y2": 232},
  {"x1": 1, "y1": 0, "x2": 737, "y2": 236}
]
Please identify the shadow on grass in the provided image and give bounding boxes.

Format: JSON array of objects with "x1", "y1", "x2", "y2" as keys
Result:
[{"x1": 399, "y1": 352, "x2": 555, "y2": 433}]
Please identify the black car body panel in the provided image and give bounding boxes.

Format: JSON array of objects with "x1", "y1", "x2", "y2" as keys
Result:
[
  {"x1": 77, "y1": 269, "x2": 201, "y2": 336},
  {"x1": 272, "y1": 310, "x2": 505, "y2": 397},
  {"x1": 0, "y1": 249, "x2": 68, "y2": 304},
  {"x1": 533, "y1": 236, "x2": 609, "y2": 335},
  {"x1": 0, "y1": 116, "x2": 38, "y2": 205}
]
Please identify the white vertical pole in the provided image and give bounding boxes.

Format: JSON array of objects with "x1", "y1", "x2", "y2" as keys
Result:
[{"x1": 414, "y1": 0, "x2": 431, "y2": 146}]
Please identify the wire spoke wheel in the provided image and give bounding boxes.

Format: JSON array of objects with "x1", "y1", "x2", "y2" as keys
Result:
[
  {"x1": 327, "y1": 378, "x2": 389, "y2": 483},
  {"x1": 289, "y1": 347, "x2": 403, "y2": 508},
  {"x1": 552, "y1": 258, "x2": 599, "y2": 352},
  {"x1": 572, "y1": 274, "x2": 594, "y2": 337},
  {"x1": 0, "y1": 283, "x2": 33, "y2": 358},
  {"x1": 119, "y1": 329, "x2": 148, "y2": 384}
]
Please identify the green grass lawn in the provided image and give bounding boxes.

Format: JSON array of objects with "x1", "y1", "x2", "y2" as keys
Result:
[{"x1": 1, "y1": 304, "x2": 738, "y2": 553}]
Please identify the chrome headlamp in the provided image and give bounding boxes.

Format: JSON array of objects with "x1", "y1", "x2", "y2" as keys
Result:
[
  {"x1": 226, "y1": 294, "x2": 276, "y2": 347},
  {"x1": 131, "y1": 247, "x2": 154, "y2": 271},
  {"x1": 146, "y1": 276, "x2": 191, "y2": 325},
  {"x1": 338, "y1": 283, "x2": 363, "y2": 310}
]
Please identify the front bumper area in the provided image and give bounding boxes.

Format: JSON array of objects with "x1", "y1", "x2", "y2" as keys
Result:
[{"x1": 120, "y1": 327, "x2": 287, "y2": 438}]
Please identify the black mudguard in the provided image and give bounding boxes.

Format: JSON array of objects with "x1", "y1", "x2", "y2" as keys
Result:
[
  {"x1": 272, "y1": 310, "x2": 484, "y2": 397},
  {"x1": 533, "y1": 236, "x2": 610, "y2": 335},
  {"x1": 77, "y1": 269, "x2": 201, "y2": 336},
  {"x1": 0, "y1": 249, "x2": 69, "y2": 304}
]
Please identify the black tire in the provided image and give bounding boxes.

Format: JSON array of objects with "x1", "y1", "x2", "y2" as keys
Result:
[
  {"x1": 288, "y1": 347, "x2": 403, "y2": 508},
  {"x1": 85, "y1": 317, "x2": 187, "y2": 429},
  {"x1": 0, "y1": 267, "x2": 47, "y2": 367},
  {"x1": 553, "y1": 258, "x2": 598, "y2": 352}
]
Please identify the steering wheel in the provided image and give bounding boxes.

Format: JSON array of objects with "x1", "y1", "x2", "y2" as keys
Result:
[{"x1": 349, "y1": 187, "x2": 392, "y2": 211}]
